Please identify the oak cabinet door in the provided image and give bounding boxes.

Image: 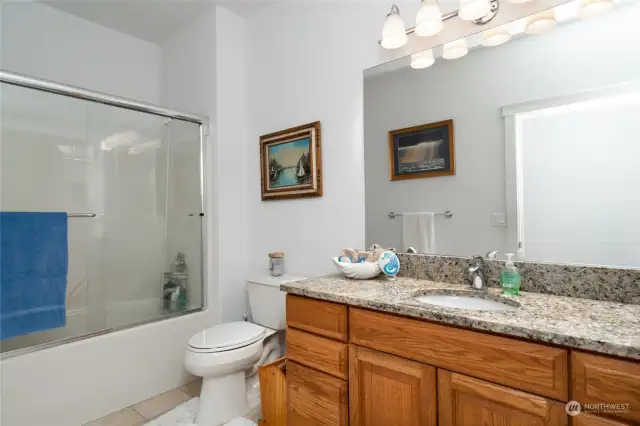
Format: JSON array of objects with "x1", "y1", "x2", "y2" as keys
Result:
[
  {"x1": 349, "y1": 344, "x2": 436, "y2": 426},
  {"x1": 572, "y1": 413, "x2": 629, "y2": 426},
  {"x1": 572, "y1": 351, "x2": 640, "y2": 425},
  {"x1": 438, "y1": 370, "x2": 568, "y2": 426},
  {"x1": 287, "y1": 361, "x2": 348, "y2": 426}
]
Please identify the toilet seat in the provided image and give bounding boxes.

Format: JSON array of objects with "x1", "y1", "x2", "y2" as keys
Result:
[{"x1": 187, "y1": 322, "x2": 266, "y2": 353}]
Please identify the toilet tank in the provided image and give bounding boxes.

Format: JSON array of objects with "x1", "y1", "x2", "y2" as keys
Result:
[{"x1": 247, "y1": 274, "x2": 306, "y2": 330}]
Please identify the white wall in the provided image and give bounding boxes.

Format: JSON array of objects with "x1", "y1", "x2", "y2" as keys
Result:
[
  {"x1": 1, "y1": 1, "x2": 161, "y2": 104},
  {"x1": 0, "y1": 3, "x2": 215, "y2": 426},
  {"x1": 246, "y1": 1, "x2": 380, "y2": 278},
  {"x1": 364, "y1": 2, "x2": 640, "y2": 259},
  {"x1": 214, "y1": 7, "x2": 250, "y2": 322}
]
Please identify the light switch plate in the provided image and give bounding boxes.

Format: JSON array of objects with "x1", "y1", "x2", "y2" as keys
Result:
[{"x1": 492, "y1": 213, "x2": 506, "y2": 227}]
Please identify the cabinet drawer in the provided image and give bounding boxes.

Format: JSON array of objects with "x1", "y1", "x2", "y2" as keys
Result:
[
  {"x1": 572, "y1": 352, "x2": 640, "y2": 425},
  {"x1": 287, "y1": 361, "x2": 348, "y2": 426},
  {"x1": 286, "y1": 295, "x2": 347, "y2": 341},
  {"x1": 287, "y1": 327, "x2": 348, "y2": 379},
  {"x1": 350, "y1": 308, "x2": 568, "y2": 400}
]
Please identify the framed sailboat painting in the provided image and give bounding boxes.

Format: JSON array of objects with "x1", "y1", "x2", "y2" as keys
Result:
[{"x1": 260, "y1": 121, "x2": 323, "y2": 201}]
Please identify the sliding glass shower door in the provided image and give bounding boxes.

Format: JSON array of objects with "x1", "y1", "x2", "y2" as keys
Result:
[{"x1": 0, "y1": 76, "x2": 205, "y2": 355}]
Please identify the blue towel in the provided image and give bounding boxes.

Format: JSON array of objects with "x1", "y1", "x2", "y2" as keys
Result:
[{"x1": 1, "y1": 212, "x2": 68, "y2": 340}]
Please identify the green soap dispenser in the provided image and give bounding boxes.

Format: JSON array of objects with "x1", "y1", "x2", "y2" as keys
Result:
[{"x1": 500, "y1": 253, "x2": 521, "y2": 296}]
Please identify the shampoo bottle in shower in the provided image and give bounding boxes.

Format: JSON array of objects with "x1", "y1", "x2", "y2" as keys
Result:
[
  {"x1": 173, "y1": 252, "x2": 187, "y2": 273},
  {"x1": 500, "y1": 253, "x2": 521, "y2": 296}
]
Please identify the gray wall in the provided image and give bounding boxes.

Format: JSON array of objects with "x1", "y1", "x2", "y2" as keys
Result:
[{"x1": 364, "y1": 3, "x2": 640, "y2": 258}]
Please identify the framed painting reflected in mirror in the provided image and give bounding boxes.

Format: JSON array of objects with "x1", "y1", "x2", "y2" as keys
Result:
[{"x1": 388, "y1": 119, "x2": 455, "y2": 181}]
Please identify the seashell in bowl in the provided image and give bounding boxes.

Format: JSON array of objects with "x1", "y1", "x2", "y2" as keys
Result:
[{"x1": 332, "y1": 257, "x2": 382, "y2": 280}]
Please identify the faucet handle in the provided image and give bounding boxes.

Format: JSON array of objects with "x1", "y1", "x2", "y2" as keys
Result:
[{"x1": 486, "y1": 250, "x2": 499, "y2": 260}]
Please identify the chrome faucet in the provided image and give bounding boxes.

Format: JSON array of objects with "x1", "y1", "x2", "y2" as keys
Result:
[
  {"x1": 468, "y1": 251, "x2": 499, "y2": 289},
  {"x1": 468, "y1": 256, "x2": 486, "y2": 289},
  {"x1": 486, "y1": 250, "x2": 499, "y2": 260}
]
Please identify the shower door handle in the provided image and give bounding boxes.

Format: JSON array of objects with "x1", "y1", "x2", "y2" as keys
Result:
[{"x1": 188, "y1": 213, "x2": 205, "y2": 217}]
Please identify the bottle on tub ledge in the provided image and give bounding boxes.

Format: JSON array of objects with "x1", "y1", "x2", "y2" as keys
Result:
[
  {"x1": 162, "y1": 252, "x2": 188, "y2": 312},
  {"x1": 268, "y1": 252, "x2": 284, "y2": 277}
]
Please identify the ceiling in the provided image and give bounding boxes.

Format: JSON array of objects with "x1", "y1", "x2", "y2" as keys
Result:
[{"x1": 41, "y1": 0, "x2": 270, "y2": 45}]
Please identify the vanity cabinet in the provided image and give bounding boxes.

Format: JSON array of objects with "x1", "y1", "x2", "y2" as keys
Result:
[
  {"x1": 438, "y1": 370, "x2": 567, "y2": 426},
  {"x1": 284, "y1": 295, "x2": 639, "y2": 426},
  {"x1": 349, "y1": 345, "x2": 436, "y2": 426}
]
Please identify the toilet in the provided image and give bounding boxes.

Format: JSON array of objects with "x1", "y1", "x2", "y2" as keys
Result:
[{"x1": 184, "y1": 274, "x2": 305, "y2": 426}]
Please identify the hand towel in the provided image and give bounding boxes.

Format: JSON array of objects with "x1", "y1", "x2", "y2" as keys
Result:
[
  {"x1": 1, "y1": 212, "x2": 68, "y2": 340},
  {"x1": 402, "y1": 213, "x2": 436, "y2": 254}
]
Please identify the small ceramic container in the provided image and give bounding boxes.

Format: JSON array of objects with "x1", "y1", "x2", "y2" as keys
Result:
[{"x1": 378, "y1": 250, "x2": 400, "y2": 280}]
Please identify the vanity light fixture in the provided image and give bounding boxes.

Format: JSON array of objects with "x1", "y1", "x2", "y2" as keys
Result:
[
  {"x1": 459, "y1": 0, "x2": 492, "y2": 21},
  {"x1": 379, "y1": 0, "x2": 499, "y2": 48},
  {"x1": 411, "y1": 49, "x2": 436, "y2": 68},
  {"x1": 525, "y1": 9, "x2": 557, "y2": 34},
  {"x1": 416, "y1": 0, "x2": 444, "y2": 36},
  {"x1": 577, "y1": 0, "x2": 613, "y2": 19},
  {"x1": 381, "y1": 5, "x2": 409, "y2": 49},
  {"x1": 482, "y1": 25, "x2": 512, "y2": 46},
  {"x1": 442, "y1": 38, "x2": 469, "y2": 59}
]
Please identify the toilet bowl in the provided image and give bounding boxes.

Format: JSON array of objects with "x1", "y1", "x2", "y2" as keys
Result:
[{"x1": 184, "y1": 274, "x2": 306, "y2": 426}]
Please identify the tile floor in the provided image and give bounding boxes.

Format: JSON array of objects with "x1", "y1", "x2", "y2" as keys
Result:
[{"x1": 84, "y1": 380, "x2": 260, "y2": 426}]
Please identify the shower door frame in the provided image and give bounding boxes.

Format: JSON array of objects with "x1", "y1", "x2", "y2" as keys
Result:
[{"x1": 0, "y1": 70, "x2": 209, "y2": 359}]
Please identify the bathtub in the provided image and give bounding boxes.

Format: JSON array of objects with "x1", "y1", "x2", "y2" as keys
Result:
[{"x1": 0, "y1": 298, "x2": 197, "y2": 355}]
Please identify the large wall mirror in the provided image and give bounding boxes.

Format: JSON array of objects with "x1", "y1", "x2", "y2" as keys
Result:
[{"x1": 364, "y1": 0, "x2": 640, "y2": 268}]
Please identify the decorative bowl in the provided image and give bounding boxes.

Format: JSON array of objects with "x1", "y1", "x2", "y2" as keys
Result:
[
  {"x1": 332, "y1": 257, "x2": 382, "y2": 280},
  {"x1": 378, "y1": 250, "x2": 400, "y2": 280}
]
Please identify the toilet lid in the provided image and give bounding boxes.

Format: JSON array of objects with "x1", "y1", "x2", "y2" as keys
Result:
[{"x1": 188, "y1": 322, "x2": 266, "y2": 352}]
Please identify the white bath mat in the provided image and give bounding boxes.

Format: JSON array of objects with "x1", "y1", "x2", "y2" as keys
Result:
[{"x1": 143, "y1": 397, "x2": 257, "y2": 426}]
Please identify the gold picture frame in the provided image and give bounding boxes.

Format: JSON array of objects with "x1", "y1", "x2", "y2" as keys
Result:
[{"x1": 260, "y1": 121, "x2": 323, "y2": 201}]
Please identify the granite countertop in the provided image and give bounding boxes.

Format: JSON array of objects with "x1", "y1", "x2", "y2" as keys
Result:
[{"x1": 281, "y1": 275, "x2": 640, "y2": 360}]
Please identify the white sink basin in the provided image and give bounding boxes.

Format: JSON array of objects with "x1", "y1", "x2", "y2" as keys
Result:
[{"x1": 415, "y1": 295, "x2": 517, "y2": 311}]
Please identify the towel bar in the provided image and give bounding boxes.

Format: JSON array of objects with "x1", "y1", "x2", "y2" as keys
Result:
[{"x1": 388, "y1": 210, "x2": 453, "y2": 219}]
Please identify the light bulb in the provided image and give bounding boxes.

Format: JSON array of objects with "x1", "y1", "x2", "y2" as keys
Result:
[
  {"x1": 442, "y1": 38, "x2": 468, "y2": 59},
  {"x1": 507, "y1": 17, "x2": 528, "y2": 35},
  {"x1": 525, "y1": 10, "x2": 557, "y2": 34},
  {"x1": 416, "y1": 0, "x2": 443, "y2": 37},
  {"x1": 482, "y1": 25, "x2": 511, "y2": 46},
  {"x1": 381, "y1": 5, "x2": 408, "y2": 49},
  {"x1": 411, "y1": 49, "x2": 436, "y2": 69},
  {"x1": 459, "y1": 0, "x2": 491, "y2": 21},
  {"x1": 578, "y1": 0, "x2": 613, "y2": 19}
]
